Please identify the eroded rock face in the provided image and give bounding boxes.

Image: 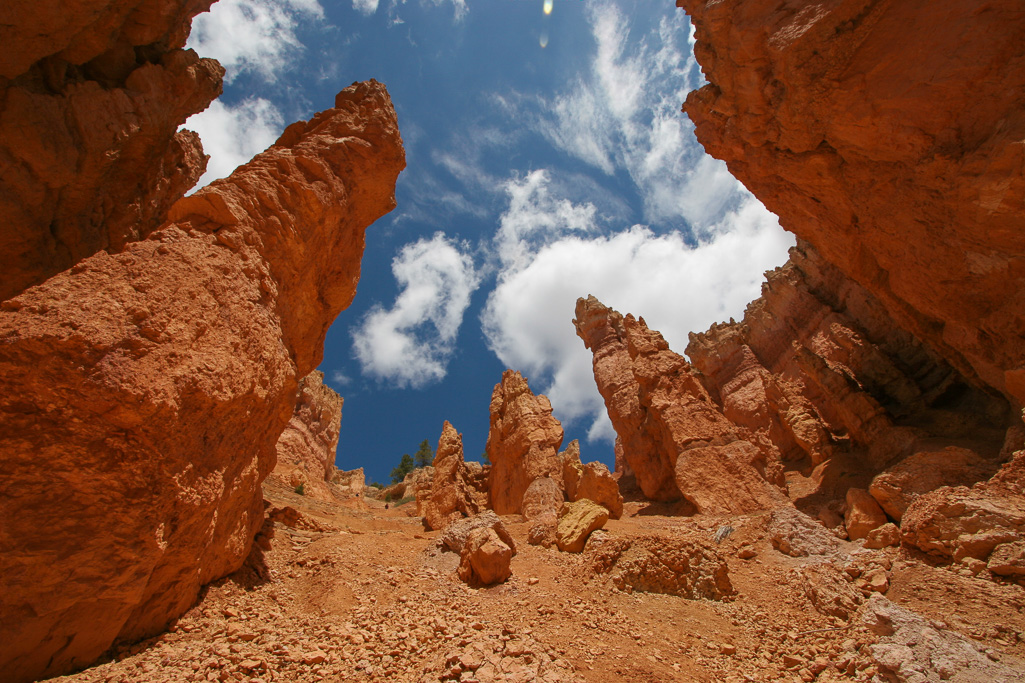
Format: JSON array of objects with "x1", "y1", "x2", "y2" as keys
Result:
[
  {"x1": 0, "y1": 0, "x2": 224, "y2": 301},
  {"x1": 678, "y1": 0, "x2": 1025, "y2": 409},
  {"x1": 486, "y1": 370, "x2": 564, "y2": 515},
  {"x1": 270, "y1": 371, "x2": 343, "y2": 501},
  {"x1": 588, "y1": 534, "x2": 733, "y2": 600},
  {"x1": 562, "y1": 440, "x2": 624, "y2": 520},
  {"x1": 419, "y1": 422, "x2": 488, "y2": 531},
  {"x1": 574, "y1": 296, "x2": 788, "y2": 513},
  {"x1": 868, "y1": 447, "x2": 999, "y2": 523},
  {"x1": 0, "y1": 80, "x2": 404, "y2": 683}
]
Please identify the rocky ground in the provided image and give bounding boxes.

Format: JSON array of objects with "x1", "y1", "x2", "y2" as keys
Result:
[{"x1": 52, "y1": 479, "x2": 1025, "y2": 683}]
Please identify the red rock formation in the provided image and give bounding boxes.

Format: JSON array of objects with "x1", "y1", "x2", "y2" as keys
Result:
[
  {"x1": 574, "y1": 296, "x2": 787, "y2": 514},
  {"x1": 485, "y1": 370, "x2": 565, "y2": 515},
  {"x1": 574, "y1": 297, "x2": 666, "y2": 499},
  {"x1": 270, "y1": 371, "x2": 343, "y2": 502},
  {"x1": 0, "y1": 80, "x2": 404, "y2": 683},
  {"x1": 678, "y1": 0, "x2": 1025, "y2": 410},
  {"x1": 0, "y1": 0, "x2": 223, "y2": 301},
  {"x1": 562, "y1": 439, "x2": 624, "y2": 520},
  {"x1": 418, "y1": 421, "x2": 488, "y2": 531}
]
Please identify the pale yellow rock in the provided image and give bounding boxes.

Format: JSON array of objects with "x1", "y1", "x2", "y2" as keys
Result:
[{"x1": 556, "y1": 499, "x2": 609, "y2": 553}]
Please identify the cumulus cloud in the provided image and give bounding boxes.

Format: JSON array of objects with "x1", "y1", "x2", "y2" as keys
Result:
[
  {"x1": 353, "y1": 234, "x2": 481, "y2": 387},
  {"x1": 188, "y1": 0, "x2": 324, "y2": 83},
  {"x1": 182, "y1": 98, "x2": 284, "y2": 188},
  {"x1": 481, "y1": 173, "x2": 794, "y2": 443}
]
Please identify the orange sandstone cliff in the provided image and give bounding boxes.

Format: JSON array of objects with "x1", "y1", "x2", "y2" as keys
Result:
[
  {"x1": 0, "y1": 0, "x2": 224, "y2": 301},
  {"x1": 270, "y1": 370, "x2": 345, "y2": 502},
  {"x1": 0, "y1": 79, "x2": 404, "y2": 682},
  {"x1": 677, "y1": 0, "x2": 1025, "y2": 409}
]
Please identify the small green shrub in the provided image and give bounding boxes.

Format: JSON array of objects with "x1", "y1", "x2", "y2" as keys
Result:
[
  {"x1": 394, "y1": 495, "x2": 415, "y2": 506},
  {"x1": 294, "y1": 483, "x2": 305, "y2": 496}
]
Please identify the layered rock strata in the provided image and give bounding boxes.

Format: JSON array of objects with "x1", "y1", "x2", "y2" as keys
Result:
[
  {"x1": 678, "y1": 0, "x2": 1025, "y2": 410},
  {"x1": 418, "y1": 422, "x2": 488, "y2": 531},
  {"x1": 574, "y1": 295, "x2": 788, "y2": 513},
  {"x1": 0, "y1": 0, "x2": 224, "y2": 300},
  {"x1": 270, "y1": 370, "x2": 344, "y2": 501},
  {"x1": 0, "y1": 80, "x2": 404, "y2": 683},
  {"x1": 485, "y1": 370, "x2": 565, "y2": 515}
]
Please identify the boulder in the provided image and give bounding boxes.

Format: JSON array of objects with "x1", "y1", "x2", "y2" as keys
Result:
[
  {"x1": 562, "y1": 440, "x2": 624, "y2": 519},
  {"x1": 868, "y1": 447, "x2": 999, "y2": 522},
  {"x1": 901, "y1": 470, "x2": 1025, "y2": 563},
  {"x1": 587, "y1": 535, "x2": 733, "y2": 599},
  {"x1": 419, "y1": 422, "x2": 487, "y2": 531},
  {"x1": 521, "y1": 477, "x2": 564, "y2": 522},
  {"x1": 844, "y1": 488, "x2": 888, "y2": 541},
  {"x1": 485, "y1": 370, "x2": 564, "y2": 515},
  {"x1": 768, "y1": 508, "x2": 842, "y2": 558},
  {"x1": 987, "y1": 541, "x2": 1025, "y2": 578},
  {"x1": 556, "y1": 500, "x2": 609, "y2": 553},
  {"x1": 457, "y1": 528, "x2": 513, "y2": 587},
  {"x1": 0, "y1": 80, "x2": 404, "y2": 683},
  {"x1": 863, "y1": 523, "x2": 901, "y2": 550},
  {"x1": 270, "y1": 371, "x2": 343, "y2": 501},
  {"x1": 440, "y1": 511, "x2": 516, "y2": 556}
]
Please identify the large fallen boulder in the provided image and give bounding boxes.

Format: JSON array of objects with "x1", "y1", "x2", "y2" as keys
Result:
[
  {"x1": 556, "y1": 499, "x2": 610, "y2": 553},
  {"x1": 0, "y1": 80, "x2": 404, "y2": 683}
]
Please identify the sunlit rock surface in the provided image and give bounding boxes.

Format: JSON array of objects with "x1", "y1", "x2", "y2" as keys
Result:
[
  {"x1": 0, "y1": 0, "x2": 223, "y2": 301},
  {"x1": 0, "y1": 79, "x2": 404, "y2": 683}
]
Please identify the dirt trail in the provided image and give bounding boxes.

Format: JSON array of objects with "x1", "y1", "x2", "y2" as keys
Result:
[{"x1": 53, "y1": 480, "x2": 1025, "y2": 683}]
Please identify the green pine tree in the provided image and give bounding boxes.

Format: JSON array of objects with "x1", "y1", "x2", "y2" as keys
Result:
[
  {"x1": 414, "y1": 439, "x2": 434, "y2": 468},
  {"x1": 390, "y1": 453, "x2": 415, "y2": 483}
]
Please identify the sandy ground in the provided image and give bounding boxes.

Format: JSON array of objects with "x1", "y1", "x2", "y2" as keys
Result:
[{"x1": 51, "y1": 478, "x2": 1025, "y2": 683}]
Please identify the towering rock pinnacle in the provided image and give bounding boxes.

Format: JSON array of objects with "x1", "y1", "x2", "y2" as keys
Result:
[
  {"x1": 486, "y1": 370, "x2": 565, "y2": 515},
  {"x1": 678, "y1": 0, "x2": 1025, "y2": 411},
  {"x1": 574, "y1": 295, "x2": 788, "y2": 513},
  {"x1": 418, "y1": 421, "x2": 489, "y2": 530},
  {"x1": 0, "y1": 80, "x2": 405, "y2": 683}
]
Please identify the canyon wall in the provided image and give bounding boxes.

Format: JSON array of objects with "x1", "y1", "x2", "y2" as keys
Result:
[
  {"x1": 0, "y1": 79, "x2": 404, "y2": 683},
  {"x1": 270, "y1": 370, "x2": 344, "y2": 502},
  {"x1": 677, "y1": 0, "x2": 1025, "y2": 410},
  {"x1": 0, "y1": 0, "x2": 223, "y2": 301}
]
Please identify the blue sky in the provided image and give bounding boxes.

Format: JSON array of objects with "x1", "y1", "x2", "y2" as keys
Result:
[{"x1": 184, "y1": 0, "x2": 794, "y2": 484}]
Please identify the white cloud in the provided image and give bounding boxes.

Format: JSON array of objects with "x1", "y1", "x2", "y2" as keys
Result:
[
  {"x1": 533, "y1": 3, "x2": 730, "y2": 228},
  {"x1": 494, "y1": 170, "x2": 597, "y2": 272},
  {"x1": 188, "y1": 0, "x2": 324, "y2": 83},
  {"x1": 353, "y1": 0, "x2": 380, "y2": 14},
  {"x1": 330, "y1": 371, "x2": 352, "y2": 387},
  {"x1": 353, "y1": 234, "x2": 481, "y2": 388},
  {"x1": 182, "y1": 98, "x2": 284, "y2": 188},
  {"x1": 481, "y1": 173, "x2": 794, "y2": 444}
]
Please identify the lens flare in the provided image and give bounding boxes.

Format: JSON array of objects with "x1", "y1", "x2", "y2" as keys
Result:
[
  {"x1": 540, "y1": 32, "x2": 549, "y2": 48},
  {"x1": 543, "y1": 0, "x2": 553, "y2": 15}
]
